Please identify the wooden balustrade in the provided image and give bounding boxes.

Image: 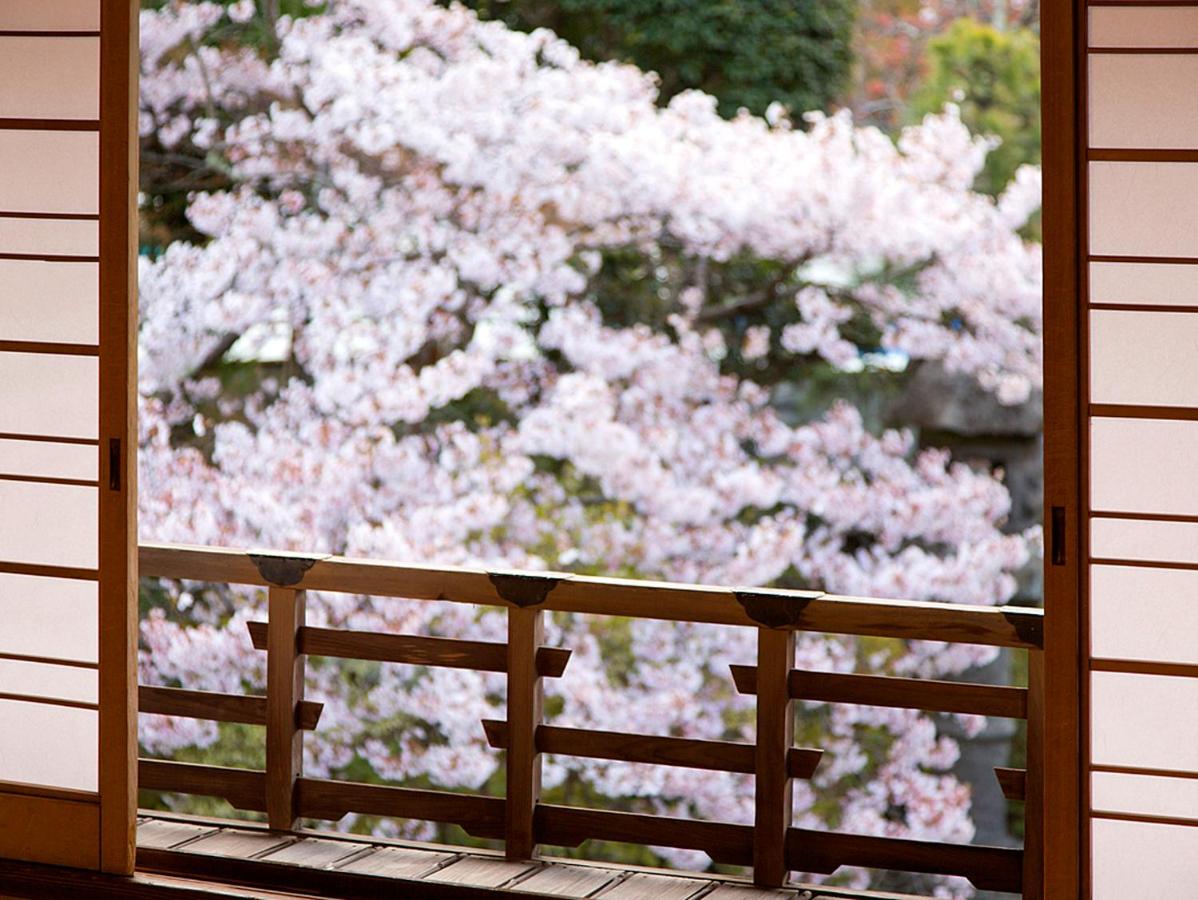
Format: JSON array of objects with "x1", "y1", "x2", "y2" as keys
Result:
[{"x1": 136, "y1": 542, "x2": 1045, "y2": 897}]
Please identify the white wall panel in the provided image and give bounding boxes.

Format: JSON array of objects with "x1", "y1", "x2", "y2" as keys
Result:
[
  {"x1": 1092, "y1": 517, "x2": 1198, "y2": 567},
  {"x1": 1090, "y1": 7, "x2": 1198, "y2": 49},
  {"x1": 0, "y1": 37, "x2": 99, "y2": 121},
  {"x1": 0, "y1": 659, "x2": 96, "y2": 704},
  {"x1": 1090, "y1": 418, "x2": 1198, "y2": 515},
  {"x1": 0, "y1": 438, "x2": 96, "y2": 482},
  {"x1": 0, "y1": 699, "x2": 97, "y2": 791},
  {"x1": 1092, "y1": 819, "x2": 1198, "y2": 900},
  {"x1": 0, "y1": 574, "x2": 97, "y2": 662},
  {"x1": 1092, "y1": 671, "x2": 1198, "y2": 771},
  {"x1": 0, "y1": 353, "x2": 98, "y2": 440},
  {"x1": 1092, "y1": 771, "x2": 1198, "y2": 822},
  {"x1": 0, "y1": 131, "x2": 98, "y2": 215},
  {"x1": 1090, "y1": 55, "x2": 1198, "y2": 149},
  {"x1": 1090, "y1": 310, "x2": 1198, "y2": 406},
  {"x1": 0, "y1": 481, "x2": 97, "y2": 570},
  {"x1": 1089, "y1": 261, "x2": 1198, "y2": 308},
  {"x1": 0, "y1": 219, "x2": 98, "y2": 258},
  {"x1": 0, "y1": 261, "x2": 98, "y2": 345},
  {"x1": 0, "y1": 1, "x2": 100, "y2": 31},
  {"x1": 1090, "y1": 162, "x2": 1198, "y2": 259},
  {"x1": 1091, "y1": 565, "x2": 1198, "y2": 665}
]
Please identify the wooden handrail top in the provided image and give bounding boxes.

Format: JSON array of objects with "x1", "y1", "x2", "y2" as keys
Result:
[{"x1": 139, "y1": 542, "x2": 1044, "y2": 649}]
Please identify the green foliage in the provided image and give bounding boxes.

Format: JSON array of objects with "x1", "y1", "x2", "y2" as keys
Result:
[
  {"x1": 452, "y1": 0, "x2": 856, "y2": 118},
  {"x1": 910, "y1": 19, "x2": 1040, "y2": 195}
]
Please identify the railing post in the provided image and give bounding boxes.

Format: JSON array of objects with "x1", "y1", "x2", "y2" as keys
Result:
[
  {"x1": 753, "y1": 627, "x2": 795, "y2": 887},
  {"x1": 266, "y1": 586, "x2": 306, "y2": 830},
  {"x1": 504, "y1": 606, "x2": 544, "y2": 859},
  {"x1": 1022, "y1": 648, "x2": 1045, "y2": 900}
]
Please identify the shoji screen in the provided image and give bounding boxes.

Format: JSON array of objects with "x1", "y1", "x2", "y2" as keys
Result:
[
  {"x1": 1086, "y1": 3, "x2": 1198, "y2": 895},
  {"x1": 0, "y1": 0, "x2": 137, "y2": 875}
]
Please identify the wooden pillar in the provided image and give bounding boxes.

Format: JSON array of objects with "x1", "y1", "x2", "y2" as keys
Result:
[
  {"x1": 753, "y1": 628, "x2": 795, "y2": 887},
  {"x1": 504, "y1": 606, "x2": 544, "y2": 859},
  {"x1": 1022, "y1": 649, "x2": 1045, "y2": 900},
  {"x1": 266, "y1": 586, "x2": 306, "y2": 830}
]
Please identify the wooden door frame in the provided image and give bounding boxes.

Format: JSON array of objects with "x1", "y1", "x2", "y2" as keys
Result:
[
  {"x1": 1040, "y1": 0, "x2": 1084, "y2": 895},
  {"x1": 98, "y1": 0, "x2": 139, "y2": 876}
]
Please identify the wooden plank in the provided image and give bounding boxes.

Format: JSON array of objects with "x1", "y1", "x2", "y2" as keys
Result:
[
  {"x1": 995, "y1": 767, "x2": 1027, "y2": 803},
  {"x1": 425, "y1": 856, "x2": 538, "y2": 887},
  {"x1": 257, "y1": 836, "x2": 371, "y2": 868},
  {"x1": 138, "y1": 685, "x2": 323, "y2": 730},
  {"x1": 729, "y1": 667, "x2": 1027, "y2": 719},
  {"x1": 265, "y1": 587, "x2": 305, "y2": 830},
  {"x1": 535, "y1": 805, "x2": 753, "y2": 867},
  {"x1": 245, "y1": 622, "x2": 570, "y2": 677},
  {"x1": 97, "y1": 0, "x2": 139, "y2": 875},
  {"x1": 0, "y1": 788, "x2": 100, "y2": 870},
  {"x1": 785, "y1": 828, "x2": 1023, "y2": 895},
  {"x1": 138, "y1": 759, "x2": 266, "y2": 812},
  {"x1": 296, "y1": 777, "x2": 505, "y2": 839},
  {"x1": 179, "y1": 829, "x2": 293, "y2": 860},
  {"x1": 1021, "y1": 650, "x2": 1045, "y2": 899},
  {"x1": 701, "y1": 885, "x2": 797, "y2": 899},
  {"x1": 752, "y1": 629, "x2": 794, "y2": 887},
  {"x1": 512, "y1": 863, "x2": 620, "y2": 896},
  {"x1": 482, "y1": 720, "x2": 762, "y2": 775},
  {"x1": 141, "y1": 544, "x2": 1042, "y2": 647},
  {"x1": 594, "y1": 873, "x2": 708, "y2": 900},
  {"x1": 505, "y1": 606, "x2": 544, "y2": 859},
  {"x1": 134, "y1": 820, "x2": 216, "y2": 851},
  {"x1": 335, "y1": 846, "x2": 454, "y2": 878}
]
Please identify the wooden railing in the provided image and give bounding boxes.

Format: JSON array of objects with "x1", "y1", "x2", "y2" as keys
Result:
[{"x1": 136, "y1": 542, "x2": 1045, "y2": 896}]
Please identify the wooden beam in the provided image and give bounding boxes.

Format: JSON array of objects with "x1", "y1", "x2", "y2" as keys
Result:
[
  {"x1": 729, "y1": 666, "x2": 1028, "y2": 719},
  {"x1": 995, "y1": 767, "x2": 1027, "y2": 803},
  {"x1": 265, "y1": 587, "x2": 305, "y2": 830},
  {"x1": 141, "y1": 543, "x2": 1043, "y2": 647},
  {"x1": 752, "y1": 629, "x2": 794, "y2": 887},
  {"x1": 503, "y1": 607, "x2": 543, "y2": 860}
]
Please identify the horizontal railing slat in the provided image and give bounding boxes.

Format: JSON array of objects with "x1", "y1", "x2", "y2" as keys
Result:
[
  {"x1": 786, "y1": 828, "x2": 1024, "y2": 894},
  {"x1": 535, "y1": 804, "x2": 753, "y2": 867},
  {"x1": 138, "y1": 685, "x2": 323, "y2": 730},
  {"x1": 138, "y1": 759, "x2": 265, "y2": 813},
  {"x1": 296, "y1": 777, "x2": 505, "y2": 840},
  {"x1": 140, "y1": 543, "x2": 1043, "y2": 648},
  {"x1": 729, "y1": 666, "x2": 1029, "y2": 719},
  {"x1": 245, "y1": 622, "x2": 570, "y2": 677}
]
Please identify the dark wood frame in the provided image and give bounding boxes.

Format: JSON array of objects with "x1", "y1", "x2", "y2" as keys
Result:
[{"x1": 1040, "y1": 0, "x2": 1084, "y2": 894}]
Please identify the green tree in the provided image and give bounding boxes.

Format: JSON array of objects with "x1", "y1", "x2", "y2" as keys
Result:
[
  {"x1": 910, "y1": 18, "x2": 1040, "y2": 195},
  {"x1": 452, "y1": 0, "x2": 856, "y2": 118}
]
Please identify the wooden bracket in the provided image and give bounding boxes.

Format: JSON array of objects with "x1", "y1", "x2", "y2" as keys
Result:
[
  {"x1": 248, "y1": 551, "x2": 328, "y2": 587},
  {"x1": 734, "y1": 588, "x2": 822, "y2": 629},
  {"x1": 489, "y1": 571, "x2": 566, "y2": 608}
]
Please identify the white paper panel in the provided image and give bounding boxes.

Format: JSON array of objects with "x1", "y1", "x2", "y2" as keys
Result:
[
  {"x1": 1090, "y1": 261, "x2": 1198, "y2": 308},
  {"x1": 0, "y1": 218, "x2": 98, "y2": 257},
  {"x1": 0, "y1": 1, "x2": 100, "y2": 31},
  {"x1": 0, "y1": 481, "x2": 96, "y2": 569},
  {"x1": 1090, "y1": 310, "x2": 1198, "y2": 406},
  {"x1": 1090, "y1": 162, "x2": 1198, "y2": 259},
  {"x1": 0, "y1": 131, "x2": 98, "y2": 215},
  {"x1": 0, "y1": 438, "x2": 96, "y2": 482},
  {"x1": 0, "y1": 658, "x2": 96, "y2": 704},
  {"x1": 0, "y1": 573, "x2": 96, "y2": 662},
  {"x1": 0, "y1": 699, "x2": 96, "y2": 792},
  {"x1": 1090, "y1": 56, "x2": 1198, "y2": 149},
  {"x1": 1092, "y1": 517, "x2": 1198, "y2": 566},
  {"x1": 0, "y1": 37, "x2": 98, "y2": 121},
  {"x1": 1092, "y1": 818, "x2": 1198, "y2": 900},
  {"x1": 1092, "y1": 671, "x2": 1198, "y2": 770},
  {"x1": 1090, "y1": 418, "x2": 1198, "y2": 515},
  {"x1": 1090, "y1": 7, "x2": 1198, "y2": 49},
  {"x1": 1092, "y1": 565, "x2": 1198, "y2": 665},
  {"x1": 0, "y1": 353, "x2": 97, "y2": 440},
  {"x1": 1093, "y1": 771, "x2": 1198, "y2": 821},
  {"x1": 0, "y1": 261, "x2": 98, "y2": 345}
]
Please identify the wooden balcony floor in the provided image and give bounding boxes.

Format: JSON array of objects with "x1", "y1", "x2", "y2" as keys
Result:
[{"x1": 123, "y1": 813, "x2": 924, "y2": 900}]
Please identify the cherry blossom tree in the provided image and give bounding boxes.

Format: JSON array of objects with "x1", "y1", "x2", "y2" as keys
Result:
[{"x1": 136, "y1": 1, "x2": 1041, "y2": 893}]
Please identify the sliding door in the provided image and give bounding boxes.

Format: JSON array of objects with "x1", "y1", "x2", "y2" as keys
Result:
[{"x1": 0, "y1": 0, "x2": 137, "y2": 874}]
